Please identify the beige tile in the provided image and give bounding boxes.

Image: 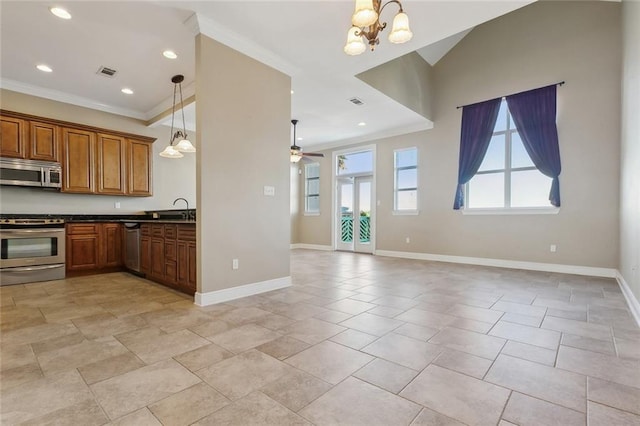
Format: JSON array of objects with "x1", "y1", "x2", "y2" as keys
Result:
[
  {"x1": 90, "y1": 358, "x2": 201, "y2": 420},
  {"x1": 208, "y1": 323, "x2": 281, "y2": 353},
  {"x1": 109, "y1": 408, "x2": 162, "y2": 426},
  {"x1": 556, "y1": 345, "x2": 640, "y2": 388},
  {"x1": 394, "y1": 323, "x2": 439, "y2": 341},
  {"x1": 339, "y1": 312, "x2": 404, "y2": 336},
  {"x1": 212, "y1": 306, "x2": 274, "y2": 326},
  {"x1": 587, "y1": 377, "x2": 640, "y2": 415},
  {"x1": 353, "y1": 358, "x2": 418, "y2": 393},
  {"x1": 449, "y1": 317, "x2": 494, "y2": 334},
  {"x1": 101, "y1": 299, "x2": 165, "y2": 318},
  {"x1": 432, "y1": 348, "x2": 493, "y2": 379},
  {"x1": 140, "y1": 308, "x2": 213, "y2": 333},
  {"x1": 194, "y1": 391, "x2": 310, "y2": 425},
  {"x1": 561, "y1": 333, "x2": 616, "y2": 355},
  {"x1": 312, "y1": 309, "x2": 353, "y2": 324},
  {"x1": 40, "y1": 303, "x2": 107, "y2": 323},
  {"x1": 501, "y1": 340, "x2": 557, "y2": 366},
  {"x1": 429, "y1": 326, "x2": 506, "y2": 360},
  {"x1": 253, "y1": 313, "x2": 298, "y2": 330},
  {"x1": 367, "y1": 305, "x2": 405, "y2": 317},
  {"x1": 489, "y1": 321, "x2": 560, "y2": 349},
  {"x1": 395, "y1": 308, "x2": 457, "y2": 329},
  {"x1": 30, "y1": 332, "x2": 87, "y2": 355},
  {"x1": 400, "y1": 365, "x2": 510, "y2": 426},
  {"x1": 174, "y1": 343, "x2": 234, "y2": 371},
  {"x1": 18, "y1": 398, "x2": 108, "y2": 426},
  {"x1": 485, "y1": 354, "x2": 586, "y2": 412},
  {"x1": 148, "y1": 382, "x2": 229, "y2": 426},
  {"x1": 500, "y1": 312, "x2": 543, "y2": 327},
  {"x1": 197, "y1": 349, "x2": 291, "y2": 400},
  {"x1": 0, "y1": 362, "x2": 43, "y2": 389},
  {"x1": 588, "y1": 401, "x2": 640, "y2": 426},
  {"x1": 502, "y1": 392, "x2": 585, "y2": 425},
  {"x1": 410, "y1": 408, "x2": 466, "y2": 425},
  {"x1": 371, "y1": 295, "x2": 420, "y2": 310},
  {"x1": 0, "y1": 370, "x2": 93, "y2": 424},
  {"x1": 362, "y1": 332, "x2": 441, "y2": 371},
  {"x1": 447, "y1": 304, "x2": 504, "y2": 324},
  {"x1": 286, "y1": 340, "x2": 373, "y2": 384},
  {"x1": 256, "y1": 336, "x2": 310, "y2": 360},
  {"x1": 324, "y1": 299, "x2": 376, "y2": 315},
  {"x1": 78, "y1": 352, "x2": 145, "y2": 385},
  {"x1": 114, "y1": 326, "x2": 164, "y2": 348},
  {"x1": 72, "y1": 312, "x2": 147, "y2": 339},
  {"x1": 616, "y1": 338, "x2": 640, "y2": 360},
  {"x1": 542, "y1": 316, "x2": 612, "y2": 341},
  {"x1": 300, "y1": 377, "x2": 421, "y2": 426},
  {"x1": 547, "y1": 307, "x2": 587, "y2": 321},
  {"x1": 0, "y1": 322, "x2": 78, "y2": 346},
  {"x1": 278, "y1": 318, "x2": 346, "y2": 345},
  {"x1": 260, "y1": 369, "x2": 332, "y2": 412},
  {"x1": 188, "y1": 319, "x2": 232, "y2": 338},
  {"x1": 0, "y1": 343, "x2": 36, "y2": 370},
  {"x1": 37, "y1": 336, "x2": 129, "y2": 375},
  {"x1": 127, "y1": 329, "x2": 210, "y2": 363},
  {"x1": 328, "y1": 328, "x2": 378, "y2": 350},
  {"x1": 0, "y1": 306, "x2": 45, "y2": 331}
]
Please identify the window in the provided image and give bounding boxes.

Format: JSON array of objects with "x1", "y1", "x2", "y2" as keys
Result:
[
  {"x1": 467, "y1": 100, "x2": 553, "y2": 209},
  {"x1": 304, "y1": 163, "x2": 320, "y2": 214},
  {"x1": 394, "y1": 147, "x2": 418, "y2": 212},
  {"x1": 337, "y1": 151, "x2": 373, "y2": 175}
]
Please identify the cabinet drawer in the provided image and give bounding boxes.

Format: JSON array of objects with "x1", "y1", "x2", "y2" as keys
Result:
[
  {"x1": 140, "y1": 224, "x2": 150, "y2": 236},
  {"x1": 67, "y1": 223, "x2": 99, "y2": 235},
  {"x1": 151, "y1": 224, "x2": 164, "y2": 238},
  {"x1": 177, "y1": 225, "x2": 196, "y2": 241},
  {"x1": 164, "y1": 225, "x2": 177, "y2": 240}
]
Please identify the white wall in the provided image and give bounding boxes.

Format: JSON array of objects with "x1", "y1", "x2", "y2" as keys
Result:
[{"x1": 0, "y1": 89, "x2": 196, "y2": 214}]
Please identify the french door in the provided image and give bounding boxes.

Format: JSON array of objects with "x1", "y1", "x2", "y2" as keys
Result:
[{"x1": 336, "y1": 176, "x2": 373, "y2": 253}]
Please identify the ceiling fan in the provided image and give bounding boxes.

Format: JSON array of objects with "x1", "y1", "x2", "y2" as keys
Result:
[{"x1": 290, "y1": 119, "x2": 324, "y2": 163}]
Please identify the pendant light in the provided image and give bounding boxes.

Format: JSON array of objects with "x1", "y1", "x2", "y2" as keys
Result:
[{"x1": 160, "y1": 74, "x2": 196, "y2": 158}]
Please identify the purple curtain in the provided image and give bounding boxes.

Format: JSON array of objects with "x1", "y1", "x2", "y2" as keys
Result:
[
  {"x1": 506, "y1": 85, "x2": 561, "y2": 206},
  {"x1": 453, "y1": 98, "x2": 502, "y2": 209}
]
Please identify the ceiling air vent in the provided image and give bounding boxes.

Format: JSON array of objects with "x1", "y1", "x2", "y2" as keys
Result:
[
  {"x1": 349, "y1": 97, "x2": 365, "y2": 106},
  {"x1": 96, "y1": 66, "x2": 117, "y2": 78}
]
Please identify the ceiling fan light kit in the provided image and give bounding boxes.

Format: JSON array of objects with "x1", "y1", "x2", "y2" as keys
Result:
[
  {"x1": 344, "y1": 0, "x2": 413, "y2": 55},
  {"x1": 159, "y1": 74, "x2": 196, "y2": 159}
]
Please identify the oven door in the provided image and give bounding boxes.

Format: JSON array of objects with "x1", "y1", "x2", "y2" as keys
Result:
[{"x1": 0, "y1": 228, "x2": 66, "y2": 268}]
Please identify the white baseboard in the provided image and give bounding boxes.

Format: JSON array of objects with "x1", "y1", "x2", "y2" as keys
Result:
[
  {"x1": 194, "y1": 276, "x2": 291, "y2": 307},
  {"x1": 290, "y1": 244, "x2": 333, "y2": 251},
  {"x1": 374, "y1": 250, "x2": 617, "y2": 278},
  {"x1": 616, "y1": 271, "x2": 640, "y2": 327}
]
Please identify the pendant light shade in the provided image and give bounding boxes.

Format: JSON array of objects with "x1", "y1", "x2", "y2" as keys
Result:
[
  {"x1": 160, "y1": 74, "x2": 195, "y2": 158},
  {"x1": 290, "y1": 153, "x2": 303, "y2": 163},
  {"x1": 352, "y1": 0, "x2": 378, "y2": 28},
  {"x1": 388, "y1": 12, "x2": 413, "y2": 44},
  {"x1": 345, "y1": 0, "x2": 413, "y2": 54},
  {"x1": 344, "y1": 27, "x2": 366, "y2": 56}
]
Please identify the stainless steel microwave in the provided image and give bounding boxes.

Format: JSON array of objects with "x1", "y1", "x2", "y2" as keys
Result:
[{"x1": 0, "y1": 158, "x2": 62, "y2": 189}]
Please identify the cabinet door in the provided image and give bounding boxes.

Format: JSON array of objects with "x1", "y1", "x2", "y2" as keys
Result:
[
  {"x1": 97, "y1": 134, "x2": 126, "y2": 195},
  {"x1": 0, "y1": 116, "x2": 28, "y2": 158},
  {"x1": 187, "y1": 242, "x2": 197, "y2": 291},
  {"x1": 62, "y1": 127, "x2": 95, "y2": 193},
  {"x1": 30, "y1": 121, "x2": 59, "y2": 162},
  {"x1": 101, "y1": 223, "x2": 122, "y2": 268},
  {"x1": 140, "y1": 235, "x2": 151, "y2": 274},
  {"x1": 150, "y1": 237, "x2": 165, "y2": 280},
  {"x1": 66, "y1": 234, "x2": 100, "y2": 271},
  {"x1": 177, "y1": 241, "x2": 188, "y2": 285},
  {"x1": 127, "y1": 139, "x2": 152, "y2": 196}
]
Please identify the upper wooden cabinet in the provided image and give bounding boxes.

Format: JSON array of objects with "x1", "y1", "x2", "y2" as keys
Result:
[
  {"x1": 0, "y1": 116, "x2": 28, "y2": 159},
  {"x1": 0, "y1": 110, "x2": 155, "y2": 197}
]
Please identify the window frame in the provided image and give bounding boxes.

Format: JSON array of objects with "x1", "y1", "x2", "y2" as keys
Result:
[
  {"x1": 463, "y1": 100, "x2": 559, "y2": 215},
  {"x1": 304, "y1": 162, "x2": 320, "y2": 216},
  {"x1": 393, "y1": 147, "x2": 419, "y2": 215}
]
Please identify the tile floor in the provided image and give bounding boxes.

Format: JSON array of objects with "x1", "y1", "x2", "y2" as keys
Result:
[{"x1": 1, "y1": 249, "x2": 639, "y2": 425}]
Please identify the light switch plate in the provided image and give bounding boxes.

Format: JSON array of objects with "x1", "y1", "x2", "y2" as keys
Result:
[{"x1": 264, "y1": 186, "x2": 275, "y2": 196}]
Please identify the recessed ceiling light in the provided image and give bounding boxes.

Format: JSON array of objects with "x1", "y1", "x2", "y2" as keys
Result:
[
  {"x1": 297, "y1": 137, "x2": 303, "y2": 141},
  {"x1": 163, "y1": 50, "x2": 177, "y2": 59},
  {"x1": 36, "y1": 64, "x2": 53, "y2": 73},
  {"x1": 50, "y1": 7, "x2": 71, "y2": 20},
  {"x1": 121, "y1": 88, "x2": 134, "y2": 95},
  {"x1": 291, "y1": 90, "x2": 294, "y2": 95},
  {"x1": 358, "y1": 122, "x2": 366, "y2": 126}
]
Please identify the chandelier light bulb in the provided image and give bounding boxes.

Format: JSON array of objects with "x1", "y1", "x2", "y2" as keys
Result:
[
  {"x1": 352, "y1": 0, "x2": 378, "y2": 28},
  {"x1": 344, "y1": 27, "x2": 366, "y2": 56},
  {"x1": 388, "y1": 11, "x2": 413, "y2": 44},
  {"x1": 290, "y1": 153, "x2": 303, "y2": 163}
]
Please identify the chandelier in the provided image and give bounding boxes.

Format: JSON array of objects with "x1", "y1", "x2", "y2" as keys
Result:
[
  {"x1": 159, "y1": 74, "x2": 196, "y2": 158},
  {"x1": 344, "y1": 0, "x2": 413, "y2": 55}
]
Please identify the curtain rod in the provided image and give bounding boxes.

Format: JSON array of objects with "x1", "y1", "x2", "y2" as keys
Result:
[{"x1": 455, "y1": 81, "x2": 565, "y2": 109}]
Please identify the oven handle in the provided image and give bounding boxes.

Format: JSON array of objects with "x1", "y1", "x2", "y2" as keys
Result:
[
  {"x1": 4, "y1": 264, "x2": 64, "y2": 272},
  {"x1": 1, "y1": 229, "x2": 65, "y2": 234}
]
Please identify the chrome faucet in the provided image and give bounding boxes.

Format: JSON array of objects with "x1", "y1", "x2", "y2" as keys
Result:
[{"x1": 173, "y1": 198, "x2": 192, "y2": 221}]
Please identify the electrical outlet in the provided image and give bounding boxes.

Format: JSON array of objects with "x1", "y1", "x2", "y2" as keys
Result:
[
  {"x1": 114, "y1": 202, "x2": 120, "y2": 209},
  {"x1": 264, "y1": 186, "x2": 275, "y2": 196},
  {"x1": 550, "y1": 244, "x2": 557, "y2": 253},
  {"x1": 232, "y1": 259, "x2": 239, "y2": 270},
  {"x1": 406, "y1": 237, "x2": 410, "y2": 243}
]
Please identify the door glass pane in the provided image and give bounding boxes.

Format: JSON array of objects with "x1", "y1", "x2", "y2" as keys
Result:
[
  {"x1": 337, "y1": 151, "x2": 373, "y2": 175},
  {"x1": 397, "y1": 190, "x2": 417, "y2": 210},
  {"x1": 511, "y1": 170, "x2": 552, "y2": 207},
  {"x1": 511, "y1": 132, "x2": 535, "y2": 168},
  {"x1": 358, "y1": 181, "x2": 371, "y2": 243},
  {"x1": 340, "y1": 183, "x2": 353, "y2": 243},
  {"x1": 468, "y1": 172, "x2": 505, "y2": 208},
  {"x1": 2, "y1": 237, "x2": 57, "y2": 259},
  {"x1": 478, "y1": 135, "x2": 505, "y2": 172},
  {"x1": 396, "y1": 168, "x2": 417, "y2": 189}
]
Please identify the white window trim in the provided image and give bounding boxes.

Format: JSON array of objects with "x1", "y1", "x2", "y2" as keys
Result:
[
  {"x1": 461, "y1": 207, "x2": 560, "y2": 215},
  {"x1": 393, "y1": 147, "x2": 419, "y2": 214},
  {"x1": 304, "y1": 162, "x2": 320, "y2": 215}
]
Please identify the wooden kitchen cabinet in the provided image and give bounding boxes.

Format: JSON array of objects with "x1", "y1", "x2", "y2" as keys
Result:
[
  {"x1": 97, "y1": 133, "x2": 127, "y2": 195},
  {"x1": 102, "y1": 223, "x2": 123, "y2": 267},
  {"x1": 0, "y1": 115, "x2": 28, "y2": 159},
  {"x1": 29, "y1": 121, "x2": 59, "y2": 162},
  {"x1": 140, "y1": 224, "x2": 151, "y2": 275},
  {"x1": 127, "y1": 139, "x2": 153, "y2": 196},
  {"x1": 66, "y1": 223, "x2": 123, "y2": 273},
  {"x1": 150, "y1": 237, "x2": 165, "y2": 280},
  {"x1": 61, "y1": 127, "x2": 95, "y2": 193}
]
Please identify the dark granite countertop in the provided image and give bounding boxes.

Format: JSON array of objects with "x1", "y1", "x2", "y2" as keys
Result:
[{"x1": 0, "y1": 209, "x2": 196, "y2": 223}]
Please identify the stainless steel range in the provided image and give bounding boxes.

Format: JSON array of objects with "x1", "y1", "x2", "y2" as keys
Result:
[{"x1": 0, "y1": 218, "x2": 66, "y2": 285}]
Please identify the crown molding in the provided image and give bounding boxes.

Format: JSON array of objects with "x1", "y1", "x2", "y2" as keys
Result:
[{"x1": 0, "y1": 78, "x2": 146, "y2": 120}]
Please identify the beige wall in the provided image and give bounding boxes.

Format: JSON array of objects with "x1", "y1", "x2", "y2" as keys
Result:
[
  {"x1": 297, "y1": 1, "x2": 621, "y2": 269},
  {"x1": 196, "y1": 34, "x2": 290, "y2": 294},
  {"x1": 620, "y1": 0, "x2": 640, "y2": 300},
  {"x1": 290, "y1": 163, "x2": 300, "y2": 244},
  {"x1": 0, "y1": 89, "x2": 196, "y2": 213}
]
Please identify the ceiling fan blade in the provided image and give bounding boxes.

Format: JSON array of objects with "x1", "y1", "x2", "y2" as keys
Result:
[{"x1": 302, "y1": 152, "x2": 325, "y2": 158}]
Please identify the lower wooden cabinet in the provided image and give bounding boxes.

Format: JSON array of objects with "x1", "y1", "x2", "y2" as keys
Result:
[{"x1": 66, "y1": 223, "x2": 122, "y2": 273}]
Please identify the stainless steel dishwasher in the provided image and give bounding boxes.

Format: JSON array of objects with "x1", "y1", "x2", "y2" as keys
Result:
[{"x1": 123, "y1": 223, "x2": 141, "y2": 273}]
